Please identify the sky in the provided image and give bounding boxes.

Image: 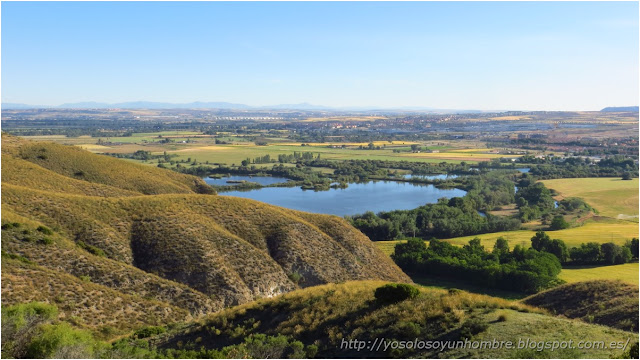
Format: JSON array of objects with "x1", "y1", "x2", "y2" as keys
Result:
[{"x1": 1, "y1": 1, "x2": 638, "y2": 111}]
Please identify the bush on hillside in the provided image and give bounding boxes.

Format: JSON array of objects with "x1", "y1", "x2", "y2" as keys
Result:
[
  {"x1": 132, "y1": 326, "x2": 166, "y2": 339},
  {"x1": 1, "y1": 302, "x2": 59, "y2": 358},
  {"x1": 374, "y1": 283, "x2": 420, "y2": 305},
  {"x1": 459, "y1": 318, "x2": 489, "y2": 339},
  {"x1": 26, "y1": 322, "x2": 96, "y2": 359}
]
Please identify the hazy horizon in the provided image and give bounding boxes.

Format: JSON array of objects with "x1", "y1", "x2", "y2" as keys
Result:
[{"x1": 2, "y1": 1, "x2": 638, "y2": 111}]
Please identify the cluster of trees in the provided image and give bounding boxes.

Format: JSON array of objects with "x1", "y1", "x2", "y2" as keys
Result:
[
  {"x1": 515, "y1": 177, "x2": 556, "y2": 222},
  {"x1": 350, "y1": 197, "x2": 521, "y2": 241},
  {"x1": 238, "y1": 152, "x2": 322, "y2": 166},
  {"x1": 392, "y1": 238, "x2": 562, "y2": 293},
  {"x1": 527, "y1": 155, "x2": 638, "y2": 179},
  {"x1": 106, "y1": 150, "x2": 175, "y2": 162},
  {"x1": 518, "y1": 231, "x2": 637, "y2": 266},
  {"x1": 277, "y1": 152, "x2": 317, "y2": 163},
  {"x1": 569, "y1": 239, "x2": 638, "y2": 265}
]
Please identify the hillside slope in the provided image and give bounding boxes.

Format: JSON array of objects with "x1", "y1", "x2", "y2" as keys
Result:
[
  {"x1": 523, "y1": 280, "x2": 639, "y2": 332},
  {"x1": 1, "y1": 135, "x2": 410, "y2": 336},
  {"x1": 142, "y1": 281, "x2": 636, "y2": 358},
  {"x1": 1, "y1": 134, "x2": 213, "y2": 195}
]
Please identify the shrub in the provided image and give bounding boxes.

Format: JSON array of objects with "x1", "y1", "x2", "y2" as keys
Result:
[
  {"x1": 459, "y1": 318, "x2": 489, "y2": 339},
  {"x1": 36, "y1": 226, "x2": 53, "y2": 235},
  {"x1": 132, "y1": 326, "x2": 166, "y2": 339},
  {"x1": 497, "y1": 313, "x2": 508, "y2": 322},
  {"x1": 2, "y1": 303, "x2": 59, "y2": 358},
  {"x1": 77, "y1": 241, "x2": 106, "y2": 257},
  {"x1": 26, "y1": 322, "x2": 95, "y2": 358},
  {"x1": 1, "y1": 222, "x2": 21, "y2": 230},
  {"x1": 288, "y1": 272, "x2": 303, "y2": 285},
  {"x1": 374, "y1": 283, "x2": 420, "y2": 305},
  {"x1": 39, "y1": 237, "x2": 53, "y2": 245},
  {"x1": 394, "y1": 321, "x2": 422, "y2": 338}
]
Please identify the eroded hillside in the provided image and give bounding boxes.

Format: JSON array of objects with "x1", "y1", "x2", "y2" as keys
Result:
[{"x1": 1, "y1": 135, "x2": 410, "y2": 336}]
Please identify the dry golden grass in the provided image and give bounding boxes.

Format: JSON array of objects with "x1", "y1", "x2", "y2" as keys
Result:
[
  {"x1": 2, "y1": 134, "x2": 211, "y2": 195},
  {"x1": 2, "y1": 135, "x2": 410, "y2": 324},
  {"x1": 2, "y1": 258, "x2": 191, "y2": 337},
  {"x1": 154, "y1": 281, "x2": 634, "y2": 358}
]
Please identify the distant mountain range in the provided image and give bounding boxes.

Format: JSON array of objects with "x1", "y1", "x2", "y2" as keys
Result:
[
  {"x1": 1, "y1": 101, "x2": 334, "y2": 111},
  {"x1": 5, "y1": 101, "x2": 636, "y2": 113},
  {"x1": 1, "y1": 101, "x2": 495, "y2": 113},
  {"x1": 600, "y1": 106, "x2": 639, "y2": 112}
]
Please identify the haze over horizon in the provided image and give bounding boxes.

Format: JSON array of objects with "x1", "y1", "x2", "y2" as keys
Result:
[{"x1": 2, "y1": 2, "x2": 638, "y2": 111}]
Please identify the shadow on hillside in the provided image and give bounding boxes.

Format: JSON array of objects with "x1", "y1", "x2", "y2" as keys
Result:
[{"x1": 409, "y1": 274, "x2": 527, "y2": 300}]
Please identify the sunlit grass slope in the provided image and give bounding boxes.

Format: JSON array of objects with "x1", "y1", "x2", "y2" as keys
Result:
[
  {"x1": 148, "y1": 281, "x2": 635, "y2": 359},
  {"x1": 559, "y1": 263, "x2": 639, "y2": 286},
  {"x1": 1, "y1": 134, "x2": 213, "y2": 195},
  {"x1": 541, "y1": 177, "x2": 639, "y2": 220}
]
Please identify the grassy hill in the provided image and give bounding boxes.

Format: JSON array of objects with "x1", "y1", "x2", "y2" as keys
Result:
[
  {"x1": 140, "y1": 281, "x2": 636, "y2": 358},
  {"x1": 523, "y1": 280, "x2": 639, "y2": 332},
  {"x1": 1, "y1": 136, "x2": 410, "y2": 339},
  {"x1": 1, "y1": 134, "x2": 213, "y2": 195}
]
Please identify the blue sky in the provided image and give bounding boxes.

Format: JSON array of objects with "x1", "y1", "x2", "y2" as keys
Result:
[{"x1": 2, "y1": 1, "x2": 638, "y2": 110}]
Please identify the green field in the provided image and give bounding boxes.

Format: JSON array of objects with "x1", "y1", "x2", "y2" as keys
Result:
[
  {"x1": 542, "y1": 177, "x2": 639, "y2": 220},
  {"x1": 559, "y1": 263, "x2": 639, "y2": 285},
  {"x1": 24, "y1": 131, "x2": 532, "y2": 166},
  {"x1": 156, "y1": 143, "x2": 508, "y2": 165}
]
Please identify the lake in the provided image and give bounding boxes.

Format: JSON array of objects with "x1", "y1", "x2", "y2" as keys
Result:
[
  {"x1": 220, "y1": 180, "x2": 467, "y2": 216},
  {"x1": 204, "y1": 175, "x2": 290, "y2": 186}
]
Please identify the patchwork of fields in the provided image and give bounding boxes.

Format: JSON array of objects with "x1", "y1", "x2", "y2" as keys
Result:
[{"x1": 26, "y1": 131, "x2": 526, "y2": 165}]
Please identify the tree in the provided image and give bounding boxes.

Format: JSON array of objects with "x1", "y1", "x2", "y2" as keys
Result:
[
  {"x1": 531, "y1": 231, "x2": 551, "y2": 252},
  {"x1": 493, "y1": 237, "x2": 510, "y2": 256},
  {"x1": 546, "y1": 239, "x2": 569, "y2": 263},
  {"x1": 625, "y1": 238, "x2": 639, "y2": 259},
  {"x1": 601, "y1": 242, "x2": 623, "y2": 265},
  {"x1": 463, "y1": 237, "x2": 485, "y2": 255},
  {"x1": 550, "y1": 216, "x2": 570, "y2": 230},
  {"x1": 622, "y1": 172, "x2": 633, "y2": 180},
  {"x1": 569, "y1": 242, "x2": 602, "y2": 264}
]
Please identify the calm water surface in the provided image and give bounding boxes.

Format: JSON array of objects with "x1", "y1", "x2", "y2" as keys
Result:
[{"x1": 221, "y1": 180, "x2": 467, "y2": 216}]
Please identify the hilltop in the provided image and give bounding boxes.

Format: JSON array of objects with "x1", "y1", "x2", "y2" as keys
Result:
[
  {"x1": 1, "y1": 134, "x2": 214, "y2": 195},
  {"x1": 1, "y1": 135, "x2": 410, "y2": 337},
  {"x1": 601, "y1": 106, "x2": 639, "y2": 112}
]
